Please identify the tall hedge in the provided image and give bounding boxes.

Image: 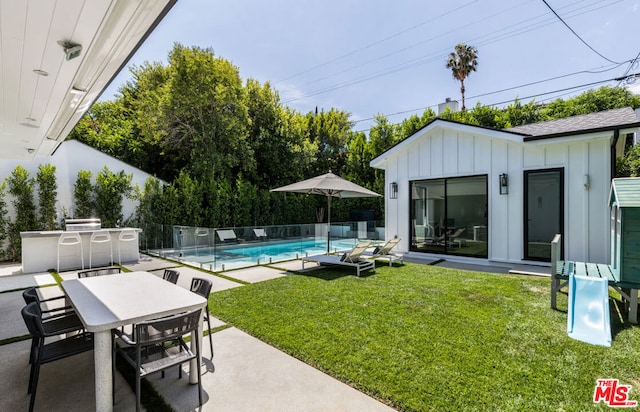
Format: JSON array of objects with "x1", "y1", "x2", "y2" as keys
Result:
[
  {"x1": 6, "y1": 166, "x2": 37, "y2": 261},
  {"x1": 36, "y1": 164, "x2": 58, "y2": 230}
]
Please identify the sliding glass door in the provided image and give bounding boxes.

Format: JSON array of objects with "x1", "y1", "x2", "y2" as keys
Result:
[{"x1": 410, "y1": 175, "x2": 487, "y2": 257}]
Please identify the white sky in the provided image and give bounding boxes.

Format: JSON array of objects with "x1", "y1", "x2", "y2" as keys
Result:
[{"x1": 101, "y1": 0, "x2": 640, "y2": 131}]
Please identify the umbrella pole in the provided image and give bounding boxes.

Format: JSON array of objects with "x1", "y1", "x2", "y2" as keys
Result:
[{"x1": 327, "y1": 195, "x2": 331, "y2": 254}]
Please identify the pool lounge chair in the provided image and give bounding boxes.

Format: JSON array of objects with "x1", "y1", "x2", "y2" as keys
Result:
[
  {"x1": 216, "y1": 229, "x2": 237, "y2": 243},
  {"x1": 363, "y1": 237, "x2": 403, "y2": 266},
  {"x1": 253, "y1": 228, "x2": 268, "y2": 241},
  {"x1": 302, "y1": 241, "x2": 375, "y2": 277}
]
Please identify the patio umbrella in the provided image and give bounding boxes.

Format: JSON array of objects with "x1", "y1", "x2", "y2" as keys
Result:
[{"x1": 270, "y1": 172, "x2": 381, "y2": 253}]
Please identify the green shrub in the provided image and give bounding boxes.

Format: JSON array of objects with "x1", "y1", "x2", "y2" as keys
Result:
[
  {"x1": 74, "y1": 170, "x2": 94, "y2": 218},
  {"x1": 36, "y1": 164, "x2": 58, "y2": 230},
  {"x1": 94, "y1": 166, "x2": 132, "y2": 227},
  {"x1": 6, "y1": 166, "x2": 37, "y2": 261}
]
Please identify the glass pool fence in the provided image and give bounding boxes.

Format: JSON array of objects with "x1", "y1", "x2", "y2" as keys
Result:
[{"x1": 141, "y1": 221, "x2": 385, "y2": 271}]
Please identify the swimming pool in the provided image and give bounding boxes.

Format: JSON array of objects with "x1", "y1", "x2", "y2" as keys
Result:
[{"x1": 157, "y1": 238, "x2": 361, "y2": 271}]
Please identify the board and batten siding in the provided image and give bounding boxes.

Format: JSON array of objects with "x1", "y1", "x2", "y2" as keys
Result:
[{"x1": 384, "y1": 126, "x2": 611, "y2": 264}]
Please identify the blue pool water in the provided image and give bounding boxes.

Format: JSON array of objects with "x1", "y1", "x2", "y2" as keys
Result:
[{"x1": 163, "y1": 238, "x2": 360, "y2": 270}]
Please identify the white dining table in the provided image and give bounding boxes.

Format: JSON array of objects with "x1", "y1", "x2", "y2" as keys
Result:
[{"x1": 61, "y1": 271, "x2": 207, "y2": 412}]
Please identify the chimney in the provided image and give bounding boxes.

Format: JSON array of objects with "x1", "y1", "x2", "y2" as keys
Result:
[{"x1": 438, "y1": 98, "x2": 459, "y2": 115}]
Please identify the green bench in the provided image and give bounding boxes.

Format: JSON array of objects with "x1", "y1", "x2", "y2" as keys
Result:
[{"x1": 550, "y1": 234, "x2": 640, "y2": 324}]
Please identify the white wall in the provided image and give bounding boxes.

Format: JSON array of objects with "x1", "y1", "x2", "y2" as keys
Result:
[
  {"x1": 382, "y1": 124, "x2": 612, "y2": 264},
  {"x1": 0, "y1": 140, "x2": 158, "y2": 225}
]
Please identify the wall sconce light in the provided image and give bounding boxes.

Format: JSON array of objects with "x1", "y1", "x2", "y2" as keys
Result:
[
  {"x1": 389, "y1": 182, "x2": 398, "y2": 199},
  {"x1": 583, "y1": 174, "x2": 590, "y2": 190},
  {"x1": 499, "y1": 173, "x2": 508, "y2": 195}
]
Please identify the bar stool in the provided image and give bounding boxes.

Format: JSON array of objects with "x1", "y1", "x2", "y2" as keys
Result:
[
  {"x1": 118, "y1": 229, "x2": 139, "y2": 265},
  {"x1": 57, "y1": 232, "x2": 84, "y2": 273},
  {"x1": 89, "y1": 230, "x2": 112, "y2": 268}
]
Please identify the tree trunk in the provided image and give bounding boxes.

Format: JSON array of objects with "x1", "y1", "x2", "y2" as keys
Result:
[{"x1": 460, "y1": 80, "x2": 466, "y2": 112}]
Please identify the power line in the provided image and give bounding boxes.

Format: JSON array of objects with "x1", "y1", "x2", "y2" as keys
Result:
[
  {"x1": 273, "y1": 0, "x2": 480, "y2": 85},
  {"x1": 540, "y1": 0, "x2": 621, "y2": 64},
  {"x1": 618, "y1": 51, "x2": 640, "y2": 86},
  {"x1": 351, "y1": 62, "x2": 624, "y2": 124},
  {"x1": 287, "y1": 0, "x2": 613, "y2": 92},
  {"x1": 282, "y1": 0, "x2": 622, "y2": 104},
  {"x1": 353, "y1": 72, "x2": 640, "y2": 133},
  {"x1": 290, "y1": 1, "x2": 533, "y2": 91}
]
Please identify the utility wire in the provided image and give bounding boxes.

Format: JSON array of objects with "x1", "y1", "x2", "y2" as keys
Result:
[
  {"x1": 293, "y1": 1, "x2": 533, "y2": 90},
  {"x1": 540, "y1": 0, "x2": 621, "y2": 64},
  {"x1": 353, "y1": 72, "x2": 640, "y2": 133},
  {"x1": 618, "y1": 51, "x2": 640, "y2": 86},
  {"x1": 287, "y1": 0, "x2": 610, "y2": 92},
  {"x1": 283, "y1": 0, "x2": 622, "y2": 104},
  {"x1": 351, "y1": 62, "x2": 626, "y2": 124},
  {"x1": 273, "y1": 0, "x2": 480, "y2": 85}
]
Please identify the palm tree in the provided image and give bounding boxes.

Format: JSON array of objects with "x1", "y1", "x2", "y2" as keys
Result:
[{"x1": 446, "y1": 44, "x2": 478, "y2": 111}]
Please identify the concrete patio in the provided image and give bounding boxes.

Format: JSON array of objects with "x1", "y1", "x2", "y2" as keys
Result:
[{"x1": 0, "y1": 255, "x2": 395, "y2": 411}]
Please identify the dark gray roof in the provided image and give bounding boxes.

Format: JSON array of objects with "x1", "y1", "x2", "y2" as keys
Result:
[{"x1": 504, "y1": 107, "x2": 640, "y2": 139}]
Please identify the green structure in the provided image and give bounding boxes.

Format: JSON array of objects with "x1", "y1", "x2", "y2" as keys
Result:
[{"x1": 609, "y1": 178, "x2": 640, "y2": 284}]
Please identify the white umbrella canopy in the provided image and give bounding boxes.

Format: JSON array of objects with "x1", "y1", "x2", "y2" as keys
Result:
[{"x1": 271, "y1": 172, "x2": 381, "y2": 253}]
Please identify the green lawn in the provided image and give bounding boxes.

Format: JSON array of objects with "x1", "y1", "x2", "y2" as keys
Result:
[{"x1": 210, "y1": 263, "x2": 640, "y2": 411}]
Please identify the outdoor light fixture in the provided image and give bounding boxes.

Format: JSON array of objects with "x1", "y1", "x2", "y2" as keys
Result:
[
  {"x1": 583, "y1": 174, "x2": 590, "y2": 190},
  {"x1": 499, "y1": 173, "x2": 508, "y2": 195},
  {"x1": 390, "y1": 182, "x2": 398, "y2": 199},
  {"x1": 58, "y1": 40, "x2": 83, "y2": 61}
]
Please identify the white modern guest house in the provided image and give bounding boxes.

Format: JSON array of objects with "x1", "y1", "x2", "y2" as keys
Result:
[{"x1": 370, "y1": 107, "x2": 640, "y2": 265}]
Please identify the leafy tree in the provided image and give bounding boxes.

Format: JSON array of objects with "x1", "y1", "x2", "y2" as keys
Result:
[
  {"x1": 6, "y1": 166, "x2": 37, "y2": 261},
  {"x1": 74, "y1": 170, "x2": 94, "y2": 218},
  {"x1": 36, "y1": 164, "x2": 58, "y2": 230},
  {"x1": 233, "y1": 179, "x2": 257, "y2": 226},
  {"x1": 120, "y1": 62, "x2": 172, "y2": 177},
  {"x1": 159, "y1": 184, "x2": 181, "y2": 228},
  {"x1": 466, "y1": 102, "x2": 507, "y2": 128},
  {"x1": 617, "y1": 134, "x2": 640, "y2": 177},
  {"x1": 133, "y1": 177, "x2": 165, "y2": 250},
  {"x1": 541, "y1": 86, "x2": 640, "y2": 119},
  {"x1": 344, "y1": 131, "x2": 375, "y2": 187},
  {"x1": 369, "y1": 114, "x2": 399, "y2": 157},
  {"x1": 244, "y1": 79, "x2": 315, "y2": 187},
  {"x1": 68, "y1": 100, "x2": 134, "y2": 160},
  {"x1": 162, "y1": 43, "x2": 252, "y2": 182},
  {"x1": 173, "y1": 171, "x2": 202, "y2": 226},
  {"x1": 446, "y1": 43, "x2": 478, "y2": 111},
  {"x1": 306, "y1": 108, "x2": 353, "y2": 176},
  {"x1": 503, "y1": 98, "x2": 542, "y2": 127},
  {"x1": 94, "y1": 167, "x2": 133, "y2": 227},
  {"x1": 398, "y1": 108, "x2": 436, "y2": 139}
]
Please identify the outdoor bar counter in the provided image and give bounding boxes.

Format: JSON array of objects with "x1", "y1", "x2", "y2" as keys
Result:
[{"x1": 20, "y1": 228, "x2": 141, "y2": 274}]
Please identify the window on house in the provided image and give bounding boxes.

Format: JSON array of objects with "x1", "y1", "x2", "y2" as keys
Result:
[{"x1": 410, "y1": 175, "x2": 487, "y2": 257}]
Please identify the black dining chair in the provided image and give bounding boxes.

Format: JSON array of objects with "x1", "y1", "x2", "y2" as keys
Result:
[
  {"x1": 22, "y1": 288, "x2": 85, "y2": 364},
  {"x1": 162, "y1": 269, "x2": 180, "y2": 284},
  {"x1": 112, "y1": 308, "x2": 203, "y2": 412},
  {"x1": 21, "y1": 302, "x2": 94, "y2": 412},
  {"x1": 190, "y1": 277, "x2": 214, "y2": 356},
  {"x1": 22, "y1": 287, "x2": 72, "y2": 317}
]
